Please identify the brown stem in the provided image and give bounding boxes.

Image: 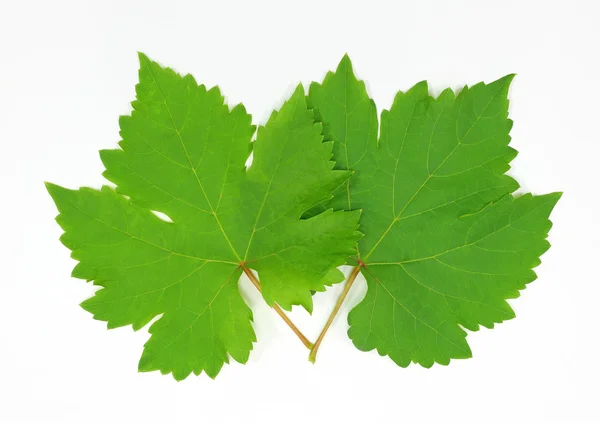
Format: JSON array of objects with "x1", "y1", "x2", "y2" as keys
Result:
[
  {"x1": 241, "y1": 266, "x2": 313, "y2": 349},
  {"x1": 308, "y1": 265, "x2": 361, "y2": 363}
]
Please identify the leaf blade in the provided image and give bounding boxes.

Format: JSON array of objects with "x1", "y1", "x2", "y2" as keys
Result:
[
  {"x1": 47, "y1": 55, "x2": 361, "y2": 378},
  {"x1": 309, "y1": 56, "x2": 560, "y2": 367}
]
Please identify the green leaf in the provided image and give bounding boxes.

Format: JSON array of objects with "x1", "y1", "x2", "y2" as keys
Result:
[
  {"x1": 47, "y1": 53, "x2": 361, "y2": 380},
  {"x1": 308, "y1": 55, "x2": 560, "y2": 367}
]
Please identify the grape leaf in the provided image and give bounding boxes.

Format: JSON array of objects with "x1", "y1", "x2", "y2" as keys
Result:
[
  {"x1": 307, "y1": 55, "x2": 560, "y2": 366},
  {"x1": 47, "y1": 53, "x2": 361, "y2": 380}
]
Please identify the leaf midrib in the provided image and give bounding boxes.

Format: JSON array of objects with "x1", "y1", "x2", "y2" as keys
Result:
[
  {"x1": 362, "y1": 80, "x2": 509, "y2": 262},
  {"x1": 143, "y1": 55, "x2": 242, "y2": 263},
  {"x1": 49, "y1": 186, "x2": 237, "y2": 265},
  {"x1": 366, "y1": 194, "x2": 554, "y2": 267}
]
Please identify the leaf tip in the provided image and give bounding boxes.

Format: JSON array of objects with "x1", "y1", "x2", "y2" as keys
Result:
[
  {"x1": 497, "y1": 73, "x2": 516, "y2": 89},
  {"x1": 137, "y1": 51, "x2": 150, "y2": 65},
  {"x1": 546, "y1": 191, "x2": 563, "y2": 209},
  {"x1": 45, "y1": 182, "x2": 69, "y2": 204},
  {"x1": 337, "y1": 53, "x2": 354, "y2": 73},
  {"x1": 137, "y1": 352, "x2": 154, "y2": 374},
  {"x1": 302, "y1": 299, "x2": 314, "y2": 315},
  {"x1": 292, "y1": 82, "x2": 306, "y2": 98},
  {"x1": 44, "y1": 181, "x2": 57, "y2": 193}
]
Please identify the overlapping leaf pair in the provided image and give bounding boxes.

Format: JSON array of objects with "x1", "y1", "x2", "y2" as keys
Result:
[{"x1": 47, "y1": 54, "x2": 559, "y2": 380}]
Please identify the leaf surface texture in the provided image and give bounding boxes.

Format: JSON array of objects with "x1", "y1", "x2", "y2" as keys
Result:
[
  {"x1": 308, "y1": 56, "x2": 560, "y2": 366},
  {"x1": 48, "y1": 54, "x2": 361, "y2": 379}
]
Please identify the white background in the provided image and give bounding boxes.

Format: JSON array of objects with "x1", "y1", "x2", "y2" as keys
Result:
[{"x1": 1, "y1": 1, "x2": 598, "y2": 422}]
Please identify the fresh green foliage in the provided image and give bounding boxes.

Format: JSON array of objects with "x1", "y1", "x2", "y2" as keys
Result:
[
  {"x1": 308, "y1": 56, "x2": 560, "y2": 367},
  {"x1": 47, "y1": 54, "x2": 361, "y2": 380},
  {"x1": 47, "y1": 53, "x2": 560, "y2": 378}
]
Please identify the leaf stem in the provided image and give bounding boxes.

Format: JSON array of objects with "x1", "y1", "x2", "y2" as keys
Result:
[
  {"x1": 308, "y1": 265, "x2": 361, "y2": 363},
  {"x1": 241, "y1": 266, "x2": 313, "y2": 349}
]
